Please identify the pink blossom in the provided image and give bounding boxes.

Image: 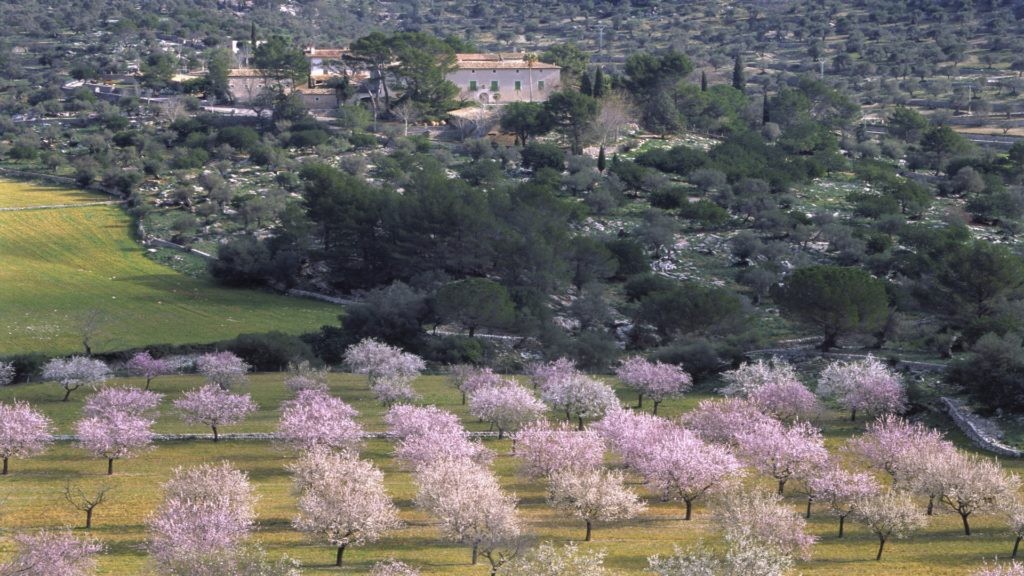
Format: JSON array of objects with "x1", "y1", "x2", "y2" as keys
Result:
[
  {"x1": 633, "y1": 426, "x2": 743, "y2": 520},
  {"x1": 384, "y1": 404, "x2": 463, "y2": 439},
  {"x1": 529, "y1": 358, "x2": 580, "y2": 390},
  {"x1": 735, "y1": 419, "x2": 829, "y2": 495},
  {"x1": 394, "y1": 429, "x2": 494, "y2": 469},
  {"x1": 76, "y1": 413, "x2": 155, "y2": 475},
  {"x1": 616, "y1": 356, "x2": 692, "y2": 414},
  {"x1": 371, "y1": 377, "x2": 420, "y2": 405},
  {"x1": 449, "y1": 365, "x2": 503, "y2": 404},
  {"x1": 974, "y1": 561, "x2": 1024, "y2": 576},
  {"x1": 0, "y1": 401, "x2": 53, "y2": 475},
  {"x1": 720, "y1": 357, "x2": 800, "y2": 398},
  {"x1": 846, "y1": 414, "x2": 953, "y2": 482},
  {"x1": 126, "y1": 352, "x2": 174, "y2": 390},
  {"x1": 277, "y1": 390, "x2": 363, "y2": 451},
  {"x1": 514, "y1": 421, "x2": 605, "y2": 478},
  {"x1": 195, "y1": 351, "x2": 250, "y2": 390},
  {"x1": 174, "y1": 384, "x2": 257, "y2": 441},
  {"x1": 818, "y1": 356, "x2": 907, "y2": 421},
  {"x1": 541, "y1": 372, "x2": 620, "y2": 430},
  {"x1": 43, "y1": 356, "x2": 111, "y2": 402},
  {"x1": 468, "y1": 382, "x2": 547, "y2": 440},
  {"x1": 748, "y1": 379, "x2": 822, "y2": 422},
  {"x1": 147, "y1": 462, "x2": 256, "y2": 571},
  {"x1": 592, "y1": 408, "x2": 675, "y2": 468},
  {"x1": 289, "y1": 446, "x2": 402, "y2": 567},
  {"x1": 714, "y1": 489, "x2": 816, "y2": 561},
  {"x1": 808, "y1": 466, "x2": 881, "y2": 537},
  {"x1": 853, "y1": 490, "x2": 927, "y2": 561},
  {"x1": 344, "y1": 339, "x2": 425, "y2": 387},
  {"x1": 284, "y1": 361, "x2": 330, "y2": 393},
  {"x1": 679, "y1": 397, "x2": 775, "y2": 446},
  {"x1": 82, "y1": 387, "x2": 162, "y2": 419},
  {"x1": 370, "y1": 560, "x2": 421, "y2": 576},
  {"x1": 935, "y1": 451, "x2": 1021, "y2": 536},
  {"x1": 0, "y1": 530, "x2": 103, "y2": 576}
]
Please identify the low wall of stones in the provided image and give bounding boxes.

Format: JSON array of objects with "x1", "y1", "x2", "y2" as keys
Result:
[{"x1": 940, "y1": 397, "x2": 1021, "y2": 458}]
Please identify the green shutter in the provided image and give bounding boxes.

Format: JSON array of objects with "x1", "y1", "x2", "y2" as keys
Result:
[
  {"x1": 469, "y1": 80, "x2": 477, "y2": 91},
  {"x1": 514, "y1": 80, "x2": 521, "y2": 91},
  {"x1": 538, "y1": 80, "x2": 545, "y2": 90},
  {"x1": 490, "y1": 80, "x2": 499, "y2": 92}
]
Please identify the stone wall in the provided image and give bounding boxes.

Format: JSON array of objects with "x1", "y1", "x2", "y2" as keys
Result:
[{"x1": 940, "y1": 396, "x2": 1021, "y2": 458}]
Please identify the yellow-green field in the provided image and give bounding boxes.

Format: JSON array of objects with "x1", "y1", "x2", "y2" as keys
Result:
[
  {"x1": 0, "y1": 180, "x2": 341, "y2": 355},
  {"x1": 0, "y1": 179, "x2": 111, "y2": 209},
  {"x1": 0, "y1": 374, "x2": 1020, "y2": 575}
]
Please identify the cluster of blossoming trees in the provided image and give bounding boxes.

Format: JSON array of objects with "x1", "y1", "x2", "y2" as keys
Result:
[{"x1": 3, "y1": 344, "x2": 1024, "y2": 575}]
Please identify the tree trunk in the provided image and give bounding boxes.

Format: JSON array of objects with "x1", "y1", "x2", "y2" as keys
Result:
[
  {"x1": 471, "y1": 542, "x2": 479, "y2": 565},
  {"x1": 578, "y1": 416, "x2": 584, "y2": 431},
  {"x1": 653, "y1": 400, "x2": 661, "y2": 416},
  {"x1": 585, "y1": 519, "x2": 592, "y2": 541},
  {"x1": 468, "y1": 326, "x2": 476, "y2": 337},
  {"x1": 684, "y1": 499, "x2": 693, "y2": 521},
  {"x1": 63, "y1": 387, "x2": 73, "y2": 402},
  {"x1": 820, "y1": 331, "x2": 838, "y2": 351},
  {"x1": 838, "y1": 515, "x2": 845, "y2": 538},
  {"x1": 145, "y1": 377, "x2": 153, "y2": 391},
  {"x1": 876, "y1": 536, "x2": 887, "y2": 561},
  {"x1": 850, "y1": 408, "x2": 857, "y2": 422},
  {"x1": 336, "y1": 544, "x2": 346, "y2": 566},
  {"x1": 636, "y1": 393, "x2": 644, "y2": 409},
  {"x1": 777, "y1": 479, "x2": 786, "y2": 495},
  {"x1": 2, "y1": 457, "x2": 7, "y2": 475},
  {"x1": 497, "y1": 427, "x2": 504, "y2": 440},
  {"x1": 927, "y1": 495, "x2": 934, "y2": 516},
  {"x1": 961, "y1": 512, "x2": 972, "y2": 536},
  {"x1": 212, "y1": 426, "x2": 219, "y2": 442},
  {"x1": 806, "y1": 496, "x2": 813, "y2": 519},
  {"x1": 461, "y1": 392, "x2": 466, "y2": 405},
  {"x1": 86, "y1": 508, "x2": 93, "y2": 529},
  {"x1": 1014, "y1": 536, "x2": 1022, "y2": 559}
]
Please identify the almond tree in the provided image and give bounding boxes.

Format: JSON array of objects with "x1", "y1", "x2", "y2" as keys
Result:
[
  {"x1": 283, "y1": 360, "x2": 330, "y2": 393},
  {"x1": 126, "y1": 352, "x2": 174, "y2": 390},
  {"x1": 847, "y1": 415, "x2": 954, "y2": 484},
  {"x1": 635, "y1": 427, "x2": 743, "y2": 520},
  {"x1": 449, "y1": 365, "x2": 502, "y2": 405},
  {"x1": 384, "y1": 404, "x2": 463, "y2": 439},
  {"x1": 0, "y1": 530, "x2": 103, "y2": 576},
  {"x1": 395, "y1": 428, "x2": 494, "y2": 470},
  {"x1": 147, "y1": 462, "x2": 256, "y2": 572},
  {"x1": 63, "y1": 481, "x2": 113, "y2": 530},
  {"x1": 529, "y1": 358, "x2": 580, "y2": 391},
  {"x1": 468, "y1": 382, "x2": 546, "y2": 441},
  {"x1": 973, "y1": 561, "x2": 1024, "y2": 576},
  {"x1": 735, "y1": 419, "x2": 829, "y2": 495},
  {"x1": 289, "y1": 446, "x2": 402, "y2": 567},
  {"x1": 853, "y1": 490, "x2": 928, "y2": 561},
  {"x1": 371, "y1": 560, "x2": 421, "y2": 576},
  {"x1": 615, "y1": 356, "x2": 692, "y2": 414},
  {"x1": 499, "y1": 541, "x2": 609, "y2": 576},
  {"x1": 541, "y1": 373, "x2": 620, "y2": 431},
  {"x1": 679, "y1": 397, "x2": 775, "y2": 446},
  {"x1": 720, "y1": 357, "x2": 800, "y2": 398},
  {"x1": 936, "y1": 451, "x2": 1020, "y2": 536},
  {"x1": 1004, "y1": 500, "x2": 1024, "y2": 558},
  {"x1": 808, "y1": 466, "x2": 881, "y2": 537},
  {"x1": 174, "y1": 384, "x2": 257, "y2": 441},
  {"x1": 547, "y1": 468, "x2": 645, "y2": 541},
  {"x1": 76, "y1": 412, "x2": 155, "y2": 475},
  {"x1": 817, "y1": 356, "x2": 907, "y2": 421},
  {"x1": 593, "y1": 408, "x2": 676, "y2": 468},
  {"x1": 43, "y1": 356, "x2": 111, "y2": 401},
  {"x1": 82, "y1": 387, "x2": 162, "y2": 418},
  {"x1": 713, "y1": 489, "x2": 816, "y2": 561},
  {"x1": 0, "y1": 401, "x2": 53, "y2": 475},
  {"x1": 344, "y1": 339, "x2": 425, "y2": 392},
  {"x1": 514, "y1": 421, "x2": 605, "y2": 479},
  {"x1": 277, "y1": 390, "x2": 362, "y2": 451},
  {"x1": 747, "y1": 379, "x2": 821, "y2": 422},
  {"x1": 414, "y1": 458, "x2": 522, "y2": 568},
  {"x1": 196, "y1": 351, "x2": 250, "y2": 390}
]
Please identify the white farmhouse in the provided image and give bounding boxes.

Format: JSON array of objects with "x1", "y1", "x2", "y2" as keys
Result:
[{"x1": 449, "y1": 53, "x2": 561, "y2": 105}]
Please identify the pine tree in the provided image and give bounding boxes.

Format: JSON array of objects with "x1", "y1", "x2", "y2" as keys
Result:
[
  {"x1": 701, "y1": 70, "x2": 708, "y2": 92},
  {"x1": 580, "y1": 71, "x2": 594, "y2": 96},
  {"x1": 594, "y1": 68, "x2": 605, "y2": 98},
  {"x1": 732, "y1": 54, "x2": 745, "y2": 91},
  {"x1": 597, "y1": 146, "x2": 606, "y2": 172}
]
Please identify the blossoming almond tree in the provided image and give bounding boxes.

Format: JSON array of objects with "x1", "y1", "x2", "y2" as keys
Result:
[
  {"x1": 289, "y1": 446, "x2": 402, "y2": 566},
  {"x1": 808, "y1": 466, "x2": 881, "y2": 537},
  {"x1": 344, "y1": 339, "x2": 425, "y2": 389},
  {"x1": 277, "y1": 390, "x2": 362, "y2": 451},
  {"x1": 547, "y1": 467, "x2": 646, "y2": 541},
  {"x1": 935, "y1": 450, "x2": 1021, "y2": 536},
  {"x1": 720, "y1": 357, "x2": 800, "y2": 398},
  {"x1": 846, "y1": 415, "x2": 953, "y2": 484},
  {"x1": 468, "y1": 382, "x2": 547, "y2": 441},
  {"x1": 0, "y1": 401, "x2": 53, "y2": 475},
  {"x1": 394, "y1": 428, "x2": 494, "y2": 470},
  {"x1": 735, "y1": 419, "x2": 829, "y2": 495},
  {"x1": 76, "y1": 413, "x2": 155, "y2": 475},
  {"x1": 853, "y1": 490, "x2": 928, "y2": 561},
  {"x1": 126, "y1": 351, "x2": 174, "y2": 391},
  {"x1": 615, "y1": 356, "x2": 692, "y2": 414},
  {"x1": 817, "y1": 356, "x2": 907, "y2": 421},
  {"x1": 679, "y1": 397, "x2": 775, "y2": 446},
  {"x1": 82, "y1": 388, "x2": 162, "y2": 419},
  {"x1": 43, "y1": 356, "x2": 111, "y2": 402},
  {"x1": 196, "y1": 351, "x2": 250, "y2": 390},
  {"x1": 147, "y1": 462, "x2": 257, "y2": 572},
  {"x1": 174, "y1": 384, "x2": 257, "y2": 441},
  {"x1": 541, "y1": 373, "x2": 620, "y2": 431},
  {"x1": 0, "y1": 530, "x2": 103, "y2": 576},
  {"x1": 514, "y1": 421, "x2": 605, "y2": 479},
  {"x1": 449, "y1": 365, "x2": 503, "y2": 405},
  {"x1": 713, "y1": 489, "x2": 816, "y2": 561},
  {"x1": 384, "y1": 404, "x2": 463, "y2": 440}
]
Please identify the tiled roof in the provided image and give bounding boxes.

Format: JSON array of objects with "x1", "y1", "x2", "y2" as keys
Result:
[
  {"x1": 305, "y1": 48, "x2": 347, "y2": 59},
  {"x1": 454, "y1": 53, "x2": 561, "y2": 70}
]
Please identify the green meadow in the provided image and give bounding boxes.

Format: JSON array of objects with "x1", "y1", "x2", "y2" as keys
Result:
[
  {"x1": 0, "y1": 373, "x2": 1020, "y2": 576},
  {"x1": 0, "y1": 179, "x2": 341, "y2": 356}
]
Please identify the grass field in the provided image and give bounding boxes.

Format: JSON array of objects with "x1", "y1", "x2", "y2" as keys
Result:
[
  {"x1": 0, "y1": 179, "x2": 342, "y2": 355},
  {"x1": 0, "y1": 179, "x2": 112, "y2": 209},
  {"x1": 0, "y1": 373, "x2": 1021, "y2": 576}
]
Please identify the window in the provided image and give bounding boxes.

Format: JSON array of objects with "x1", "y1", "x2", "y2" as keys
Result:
[
  {"x1": 514, "y1": 80, "x2": 521, "y2": 91},
  {"x1": 469, "y1": 80, "x2": 477, "y2": 91},
  {"x1": 538, "y1": 80, "x2": 545, "y2": 91},
  {"x1": 490, "y1": 80, "x2": 499, "y2": 92}
]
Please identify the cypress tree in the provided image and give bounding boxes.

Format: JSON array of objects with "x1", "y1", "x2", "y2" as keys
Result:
[
  {"x1": 732, "y1": 54, "x2": 745, "y2": 91},
  {"x1": 597, "y1": 145, "x2": 606, "y2": 172},
  {"x1": 762, "y1": 92, "x2": 770, "y2": 124},
  {"x1": 250, "y1": 22, "x2": 257, "y2": 46},
  {"x1": 594, "y1": 68, "x2": 605, "y2": 98},
  {"x1": 700, "y1": 70, "x2": 708, "y2": 92},
  {"x1": 580, "y1": 71, "x2": 593, "y2": 96}
]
